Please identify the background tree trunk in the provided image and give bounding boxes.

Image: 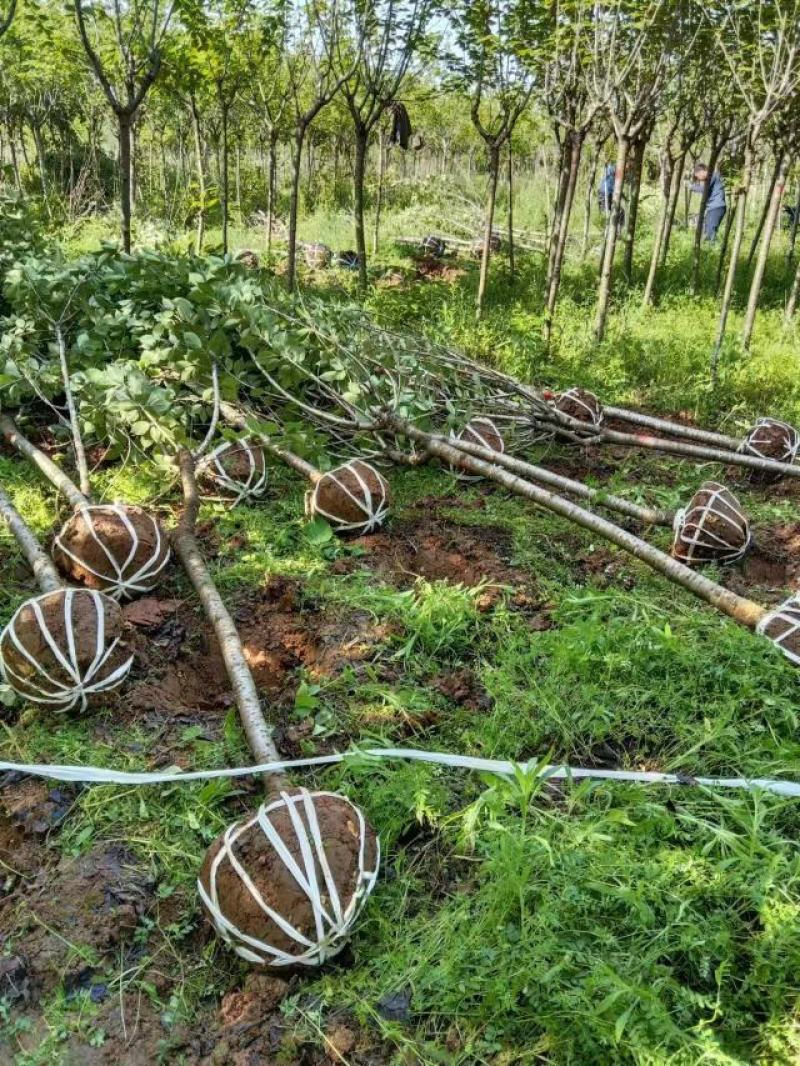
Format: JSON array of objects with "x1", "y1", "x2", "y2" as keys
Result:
[
  {"x1": 476, "y1": 143, "x2": 501, "y2": 320},
  {"x1": 742, "y1": 153, "x2": 790, "y2": 349},
  {"x1": 594, "y1": 134, "x2": 630, "y2": 341},
  {"x1": 118, "y1": 111, "x2": 133, "y2": 253}
]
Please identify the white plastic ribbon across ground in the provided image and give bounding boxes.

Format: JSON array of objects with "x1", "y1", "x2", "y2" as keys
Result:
[
  {"x1": 197, "y1": 788, "x2": 380, "y2": 966},
  {"x1": 310, "y1": 461, "x2": 389, "y2": 533},
  {"x1": 672, "y1": 482, "x2": 751, "y2": 565},
  {"x1": 197, "y1": 440, "x2": 268, "y2": 506},
  {"x1": 1, "y1": 747, "x2": 799, "y2": 797},
  {"x1": 54, "y1": 504, "x2": 171, "y2": 601},
  {"x1": 0, "y1": 589, "x2": 133, "y2": 712}
]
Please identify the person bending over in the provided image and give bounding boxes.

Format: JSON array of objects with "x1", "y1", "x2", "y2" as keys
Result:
[{"x1": 691, "y1": 162, "x2": 727, "y2": 241}]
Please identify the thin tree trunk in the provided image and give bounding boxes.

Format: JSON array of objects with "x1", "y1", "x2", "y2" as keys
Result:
[
  {"x1": 56, "y1": 326, "x2": 91, "y2": 498},
  {"x1": 582, "y1": 138, "x2": 604, "y2": 259},
  {"x1": 373, "y1": 129, "x2": 385, "y2": 257},
  {"x1": 546, "y1": 133, "x2": 571, "y2": 285},
  {"x1": 594, "y1": 134, "x2": 630, "y2": 342},
  {"x1": 785, "y1": 253, "x2": 800, "y2": 321},
  {"x1": 742, "y1": 153, "x2": 790, "y2": 350},
  {"x1": 266, "y1": 129, "x2": 277, "y2": 265},
  {"x1": 118, "y1": 111, "x2": 133, "y2": 253},
  {"x1": 173, "y1": 450, "x2": 284, "y2": 794},
  {"x1": 746, "y1": 152, "x2": 781, "y2": 270},
  {"x1": 660, "y1": 147, "x2": 687, "y2": 266},
  {"x1": 643, "y1": 159, "x2": 674, "y2": 307},
  {"x1": 221, "y1": 103, "x2": 229, "y2": 255},
  {"x1": 286, "y1": 128, "x2": 306, "y2": 291},
  {"x1": 353, "y1": 128, "x2": 369, "y2": 293},
  {"x1": 0, "y1": 487, "x2": 63, "y2": 594},
  {"x1": 786, "y1": 181, "x2": 800, "y2": 266},
  {"x1": 190, "y1": 98, "x2": 206, "y2": 256},
  {"x1": 386, "y1": 416, "x2": 767, "y2": 631},
  {"x1": 714, "y1": 204, "x2": 736, "y2": 297},
  {"x1": 476, "y1": 143, "x2": 501, "y2": 321},
  {"x1": 691, "y1": 136, "x2": 726, "y2": 293},
  {"x1": 622, "y1": 132, "x2": 646, "y2": 282},
  {"x1": 545, "y1": 130, "x2": 583, "y2": 342},
  {"x1": 711, "y1": 142, "x2": 755, "y2": 381},
  {"x1": 31, "y1": 123, "x2": 49, "y2": 213},
  {"x1": 507, "y1": 142, "x2": 515, "y2": 278}
]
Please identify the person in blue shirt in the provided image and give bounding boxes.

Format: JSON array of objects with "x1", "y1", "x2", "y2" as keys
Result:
[
  {"x1": 691, "y1": 162, "x2": 727, "y2": 241},
  {"x1": 598, "y1": 162, "x2": 625, "y2": 230}
]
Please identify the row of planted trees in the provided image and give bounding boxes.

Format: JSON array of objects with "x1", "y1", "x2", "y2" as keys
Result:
[{"x1": 3, "y1": 0, "x2": 800, "y2": 353}]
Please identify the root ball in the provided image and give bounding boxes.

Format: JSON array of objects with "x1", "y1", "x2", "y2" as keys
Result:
[
  {"x1": 421, "y1": 235, "x2": 446, "y2": 258},
  {"x1": 740, "y1": 418, "x2": 800, "y2": 471},
  {"x1": 304, "y1": 243, "x2": 332, "y2": 269},
  {"x1": 757, "y1": 596, "x2": 800, "y2": 666},
  {"x1": 198, "y1": 789, "x2": 379, "y2": 967},
  {"x1": 451, "y1": 417, "x2": 505, "y2": 480},
  {"x1": 671, "y1": 481, "x2": 750, "y2": 565},
  {"x1": 554, "y1": 387, "x2": 604, "y2": 429},
  {"x1": 236, "y1": 249, "x2": 260, "y2": 270},
  {"x1": 0, "y1": 588, "x2": 132, "y2": 712},
  {"x1": 309, "y1": 459, "x2": 390, "y2": 535},
  {"x1": 197, "y1": 440, "x2": 268, "y2": 505},
  {"x1": 53, "y1": 504, "x2": 170, "y2": 601}
]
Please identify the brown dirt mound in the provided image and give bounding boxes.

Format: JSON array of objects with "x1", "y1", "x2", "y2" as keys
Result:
[
  {"x1": 332, "y1": 501, "x2": 542, "y2": 613},
  {"x1": 721, "y1": 522, "x2": 800, "y2": 601}
]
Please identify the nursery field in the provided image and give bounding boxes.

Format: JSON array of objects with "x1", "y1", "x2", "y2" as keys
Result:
[{"x1": 0, "y1": 216, "x2": 799, "y2": 1065}]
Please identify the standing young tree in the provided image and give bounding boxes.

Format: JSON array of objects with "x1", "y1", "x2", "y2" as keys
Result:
[
  {"x1": 73, "y1": 0, "x2": 176, "y2": 252},
  {"x1": 338, "y1": 0, "x2": 434, "y2": 293},
  {"x1": 709, "y1": 0, "x2": 800, "y2": 377},
  {"x1": 586, "y1": 0, "x2": 679, "y2": 341},
  {"x1": 451, "y1": 0, "x2": 537, "y2": 319}
]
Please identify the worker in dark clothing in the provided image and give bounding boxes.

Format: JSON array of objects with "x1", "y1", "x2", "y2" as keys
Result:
[
  {"x1": 691, "y1": 163, "x2": 727, "y2": 241},
  {"x1": 598, "y1": 162, "x2": 625, "y2": 230}
]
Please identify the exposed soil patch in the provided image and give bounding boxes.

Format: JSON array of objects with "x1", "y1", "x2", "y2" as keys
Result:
[
  {"x1": 333, "y1": 498, "x2": 543, "y2": 613},
  {"x1": 431, "y1": 667, "x2": 493, "y2": 713},
  {"x1": 722, "y1": 522, "x2": 800, "y2": 602}
]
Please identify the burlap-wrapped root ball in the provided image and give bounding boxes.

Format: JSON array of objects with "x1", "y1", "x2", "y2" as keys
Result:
[
  {"x1": 451, "y1": 416, "x2": 505, "y2": 480},
  {"x1": 53, "y1": 504, "x2": 170, "y2": 601},
  {"x1": 308, "y1": 459, "x2": 390, "y2": 535},
  {"x1": 0, "y1": 588, "x2": 132, "y2": 712},
  {"x1": 235, "y1": 249, "x2": 260, "y2": 270},
  {"x1": 553, "y1": 387, "x2": 604, "y2": 430},
  {"x1": 671, "y1": 481, "x2": 751, "y2": 566},
  {"x1": 740, "y1": 418, "x2": 800, "y2": 468},
  {"x1": 197, "y1": 440, "x2": 268, "y2": 506},
  {"x1": 757, "y1": 596, "x2": 800, "y2": 666},
  {"x1": 198, "y1": 789, "x2": 380, "y2": 967},
  {"x1": 304, "y1": 243, "x2": 332, "y2": 270},
  {"x1": 421, "y1": 235, "x2": 446, "y2": 258}
]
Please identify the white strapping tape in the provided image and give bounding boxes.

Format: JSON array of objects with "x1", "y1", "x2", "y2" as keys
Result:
[{"x1": 1, "y1": 747, "x2": 799, "y2": 797}]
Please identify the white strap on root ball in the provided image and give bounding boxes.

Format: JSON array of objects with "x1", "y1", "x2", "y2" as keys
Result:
[
  {"x1": 451, "y1": 417, "x2": 505, "y2": 481},
  {"x1": 309, "y1": 459, "x2": 390, "y2": 535},
  {"x1": 671, "y1": 481, "x2": 751, "y2": 566},
  {"x1": 304, "y1": 243, "x2": 332, "y2": 269},
  {"x1": 53, "y1": 504, "x2": 170, "y2": 601},
  {"x1": 0, "y1": 588, "x2": 132, "y2": 713},
  {"x1": 196, "y1": 439, "x2": 268, "y2": 506},
  {"x1": 553, "y1": 387, "x2": 604, "y2": 430},
  {"x1": 198, "y1": 788, "x2": 379, "y2": 967},
  {"x1": 757, "y1": 596, "x2": 800, "y2": 665},
  {"x1": 740, "y1": 418, "x2": 800, "y2": 466}
]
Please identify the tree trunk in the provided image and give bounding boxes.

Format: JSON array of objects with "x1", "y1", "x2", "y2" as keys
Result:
[
  {"x1": 711, "y1": 141, "x2": 755, "y2": 381},
  {"x1": 660, "y1": 147, "x2": 687, "y2": 266},
  {"x1": 476, "y1": 143, "x2": 501, "y2": 321},
  {"x1": 286, "y1": 128, "x2": 306, "y2": 292},
  {"x1": 643, "y1": 157, "x2": 674, "y2": 307},
  {"x1": 0, "y1": 415, "x2": 89, "y2": 509},
  {"x1": 266, "y1": 128, "x2": 277, "y2": 265},
  {"x1": 714, "y1": 204, "x2": 736, "y2": 297},
  {"x1": 746, "y1": 152, "x2": 781, "y2": 270},
  {"x1": 544, "y1": 130, "x2": 583, "y2": 342},
  {"x1": 31, "y1": 123, "x2": 49, "y2": 212},
  {"x1": 546, "y1": 133, "x2": 571, "y2": 285},
  {"x1": 0, "y1": 487, "x2": 63, "y2": 595},
  {"x1": 221, "y1": 103, "x2": 229, "y2": 255},
  {"x1": 785, "y1": 252, "x2": 800, "y2": 321},
  {"x1": 507, "y1": 142, "x2": 515, "y2": 278},
  {"x1": 353, "y1": 128, "x2": 369, "y2": 293},
  {"x1": 691, "y1": 136, "x2": 726, "y2": 293},
  {"x1": 373, "y1": 129, "x2": 385, "y2": 257},
  {"x1": 190, "y1": 98, "x2": 206, "y2": 256},
  {"x1": 786, "y1": 181, "x2": 800, "y2": 266},
  {"x1": 622, "y1": 132, "x2": 647, "y2": 282},
  {"x1": 594, "y1": 134, "x2": 630, "y2": 342},
  {"x1": 581, "y1": 138, "x2": 604, "y2": 258},
  {"x1": 118, "y1": 110, "x2": 133, "y2": 254},
  {"x1": 742, "y1": 153, "x2": 790, "y2": 350}
]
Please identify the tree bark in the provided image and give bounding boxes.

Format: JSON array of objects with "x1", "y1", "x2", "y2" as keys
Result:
[
  {"x1": 581, "y1": 137, "x2": 604, "y2": 259},
  {"x1": 660, "y1": 147, "x2": 687, "y2": 267},
  {"x1": 786, "y1": 181, "x2": 800, "y2": 265},
  {"x1": 266, "y1": 128, "x2": 277, "y2": 265},
  {"x1": 714, "y1": 203, "x2": 736, "y2": 297},
  {"x1": 476, "y1": 143, "x2": 501, "y2": 321},
  {"x1": 594, "y1": 134, "x2": 630, "y2": 342},
  {"x1": 785, "y1": 252, "x2": 800, "y2": 321},
  {"x1": 353, "y1": 127, "x2": 369, "y2": 293},
  {"x1": 189, "y1": 98, "x2": 206, "y2": 256},
  {"x1": 746, "y1": 152, "x2": 781, "y2": 270},
  {"x1": 622, "y1": 132, "x2": 647, "y2": 282},
  {"x1": 0, "y1": 415, "x2": 88, "y2": 509},
  {"x1": 544, "y1": 130, "x2": 583, "y2": 342},
  {"x1": 221, "y1": 102, "x2": 229, "y2": 255},
  {"x1": 711, "y1": 141, "x2": 755, "y2": 381},
  {"x1": 643, "y1": 157, "x2": 674, "y2": 307},
  {"x1": 0, "y1": 487, "x2": 63, "y2": 594},
  {"x1": 373, "y1": 129, "x2": 386, "y2": 258},
  {"x1": 286, "y1": 128, "x2": 306, "y2": 291},
  {"x1": 118, "y1": 111, "x2": 133, "y2": 253},
  {"x1": 742, "y1": 153, "x2": 790, "y2": 350},
  {"x1": 507, "y1": 142, "x2": 515, "y2": 278}
]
